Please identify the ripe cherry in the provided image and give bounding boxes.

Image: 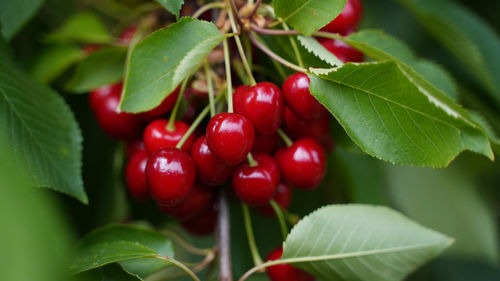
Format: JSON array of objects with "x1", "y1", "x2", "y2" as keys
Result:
[
  {"x1": 160, "y1": 183, "x2": 212, "y2": 220},
  {"x1": 275, "y1": 138, "x2": 327, "y2": 190},
  {"x1": 139, "y1": 88, "x2": 180, "y2": 121},
  {"x1": 284, "y1": 107, "x2": 332, "y2": 147},
  {"x1": 143, "y1": 119, "x2": 194, "y2": 152},
  {"x1": 252, "y1": 133, "x2": 280, "y2": 154},
  {"x1": 125, "y1": 149, "x2": 150, "y2": 200},
  {"x1": 89, "y1": 83, "x2": 143, "y2": 140},
  {"x1": 318, "y1": 38, "x2": 364, "y2": 63},
  {"x1": 119, "y1": 24, "x2": 138, "y2": 44},
  {"x1": 320, "y1": 0, "x2": 363, "y2": 34},
  {"x1": 266, "y1": 247, "x2": 315, "y2": 281},
  {"x1": 257, "y1": 183, "x2": 292, "y2": 216},
  {"x1": 232, "y1": 153, "x2": 280, "y2": 206},
  {"x1": 126, "y1": 140, "x2": 146, "y2": 157},
  {"x1": 191, "y1": 136, "x2": 234, "y2": 186},
  {"x1": 282, "y1": 73, "x2": 327, "y2": 120},
  {"x1": 233, "y1": 83, "x2": 284, "y2": 135},
  {"x1": 146, "y1": 147, "x2": 196, "y2": 206},
  {"x1": 181, "y1": 205, "x2": 218, "y2": 236},
  {"x1": 206, "y1": 112, "x2": 255, "y2": 165}
]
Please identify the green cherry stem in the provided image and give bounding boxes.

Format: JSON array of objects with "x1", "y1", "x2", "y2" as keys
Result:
[
  {"x1": 167, "y1": 75, "x2": 190, "y2": 131},
  {"x1": 270, "y1": 200, "x2": 288, "y2": 241},
  {"x1": 247, "y1": 152, "x2": 258, "y2": 167},
  {"x1": 283, "y1": 23, "x2": 304, "y2": 68},
  {"x1": 192, "y1": 2, "x2": 226, "y2": 19},
  {"x1": 277, "y1": 128, "x2": 293, "y2": 147},
  {"x1": 203, "y1": 60, "x2": 216, "y2": 117},
  {"x1": 154, "y1": 256, "x2": 200, "y2": 281},
  {"x1": 223, "y1": 39, "x2": 234, "y2": 113},
  {"x1": 176, "y1": 91, "x2": 226, "y2": 149},
  {"x1": 227, "y1": 2, "x2": 257, "y2": 86},
  {"x1": 242, "y1": 203, "x2": 263, "y2": 266}
]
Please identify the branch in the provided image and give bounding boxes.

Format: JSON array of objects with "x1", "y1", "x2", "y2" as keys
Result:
[{"x1": 218, "y1": 190, "x2": 233, "y2": 281}]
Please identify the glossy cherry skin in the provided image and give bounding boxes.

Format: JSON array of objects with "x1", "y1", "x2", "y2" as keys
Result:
[
  {"x1": 206, "y1": 112, "x2": 255, "y2": 165},
  {"x1": 320, "y1": 0, "x2": 363, "y2": 34},
  {"x1": 282, "y1": 73, "x2": 327, "y2": 120},
  {"x1": 252, "y1": 133, "x2": 280, "y2": 154},
  {"x1": 143, "y1": 119, "x2": 194, "y2": 153},
  {"x1": 257, "y1": 183, "x2": 292, "y2": 216},
  {"x1": 275, "y1": 138, "x2": 327, "y2": 190},
  {"x1": 126, "y1": 140, "x2": 146, "y2": 157},
  {"x1": 125, "y1": 150, "x2": 150, "y2": 200},
  {"x1": 266, "y1": 247, "x2": 315, "y2": 281},
  {"x1": 284, "y1": 108, "x2": 336, "y2": 152},
  {"x1": 181, "y1": 205, "x2": 218, "y2": 236},
  {"x1": 318, "y1": 38, "x2": 364, "y2": 63},
  {"x1": 89, "y1": 83, "x2": 143, "y2": 140},
  {"x1": 191, "y1": 136, "x2": 234, "y2": 186},
  {"x1": 146, "y1": 147, "x2": 196, "y2": 206},
  {"x1": 232, "y1": 153, "x2": 280, "y2": 206},
  {"x1": 233, "y1": 83, "x2": 284, "y2": 135},
  {"x1": 140, "y1": 88, "x2": 180, "y2": 121},
  {"x1": 160, "y1": 183, "x2": 212, "y2": 220}
]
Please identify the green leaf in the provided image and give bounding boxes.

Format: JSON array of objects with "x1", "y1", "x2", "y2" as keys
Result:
[
  {"x1": 72, "y1": 224, "x2": 174, "y2": 276},
  {"x1": 29, "y1": 44, "x2": 85, "y2": 84},
  {"x1": 309, "y1": 62, "x2": 493, "y2": 167},
  {"x1": 156, "y1": 0, "x2": 184, "y2": 19},
  {"x1": 79, "y1": 263, "x2": 144, "y2": 281},
  {"x1": 120, "y1": 17, "x2": 228, "y2": 113},
  {"x1": 274, "y1": 0, "x2": 347, "y2": 36},
  {"x1": 282, "y1": 204, "x2": 453, "y2": 281},
  {"x1": 0, "y1": 49, "x2": 86, "y2": 203},
  {"x1": 65, "y1": 47, "x2": 127, "y2": 93},
  {"x1": 46, "y1": 12, "x2": 112, "y2": 44},
  {"x1": 0, "y1": 0, "x2": 44, "y2": 39},
  {"x1": 385, "y1": 161, "x2": 498, "y2": 264},
  {"x1": 395, "y1": 0, "x2": 500, "y2": 107},
  {"x1": 297, "y1": 35, "x2": 343, "y2": 67}
]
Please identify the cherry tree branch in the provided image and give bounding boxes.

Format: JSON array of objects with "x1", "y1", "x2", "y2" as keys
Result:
[{"x1": 218, "y1": 190, "x2": 233, "y2": 281}]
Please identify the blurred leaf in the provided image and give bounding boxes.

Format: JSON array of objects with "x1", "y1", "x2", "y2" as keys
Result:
[
  {"x1": 430, "y1": 258, "x2": 500, "y2": 281},
  {"x1": 297, "y1": 36, "x2": 343, "y2": 67},
  {"x1": 78, "y1": 263, "x2": 143, "y2": 281},
  {"x1": 65, "y1": 46, "x2": 127, "y2": 93},
  {"x1": 274, "y1": 0, "x2": 347, "y2": 36},
  {"x1": 46, "y1": 12, "x2": 112, "y2": 44},
  {"x1": 0, "y1": 0, "x2": 44, "y2": 39},
  {"x1": 282, "y1": 204, "x2": 453, "y2": 281},
  {"x1": 0, "y1": 49, "x2": 86, "y2": 203},
  {"x1": 396, "y1": 0, "x2": 500, "y2": 107},
  {"x1": 156, "y1": 0, "x2": 184, "y2": 19},
  {"x1": 384, "y1": 163, "x2": 498, "y2": 264},
  {"x1": 309, "y1": 62, "x2": 492, "y2": 167},
  {"x1": 73, "y1": 224, "x2": 175, "y2": 277},
  {"x1": 120, "y1": 17, "x2": 228, "y2": 113},
  {"x1": 30, "y1": 44, "x2": 84, "y2": 83},
  {"x1": 412, "y1": 60, "x2": 458, "y2": 101}
]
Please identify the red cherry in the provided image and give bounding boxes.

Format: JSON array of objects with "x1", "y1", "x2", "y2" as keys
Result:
[
  {"x1": 275, "y1": 138, "x2": 327, "y2": 190},
  {"x1": 318, "y1": 38, "x2": 364, "y2": 63},
  {"x1": 232, "y1": 153, "x2": 280, "y2": 206},
  {"x1": 139, "y1": 88, "x2": 180, "y2": 121},
  {"x1": 320, "y1": 0, "x2": 363, "y2": 34},
  {"x1": 125, "y1": 150, "x2": 150, "y2": 200},
  {"x1": 126, "y1": 140, "x2": 146, "y2": 157},
  {"x1": 233, "y1": 83, "x2": 284, "y2": 135},
  {"x1": 146, "y1": 147, "x2": 196, "y2": 206},
  {"x1": 252, "y1": 133, "x2": 279, "y2": 154},
  {"x1": 191, "y1": 136, "x2": 234, "y2": 186},
  {"x1": 181, "y1": 205, "x2": 218, "y2": 236},
  {"x1": 83, "y1": 44, "x2": 101, "y2": 55},
  {"x1": 206, "y1": 112, "x2": 255, "y2": 165},
  {"x1": 160, "y1": 183, "x2": 212, "y2": 220},
  {"x1": 257, "y1": 184, "x2": 292, "y2": 216},
  {"x1": 282, "y1": 73, "x2": 327, "y2": 120},
  {"x1": 284, "y1": 107, "x2": 330, "y2": 142},
  {"x1": 143, "y1": 119, "x2": 194, "y2": 152},
  {"x1": 120, "y1": 24, "x2": 138, "y2": 44},
  {"x1": 266, "y1": 247, "x2": 315, "y2": 281},
  {"x1": 89, "y1": 83, "x2": 143, "y2": 140}
]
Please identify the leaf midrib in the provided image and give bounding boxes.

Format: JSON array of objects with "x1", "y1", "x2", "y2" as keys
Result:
[{"x1": 279, "y1": 0, "x2": 314, "y2": 22}]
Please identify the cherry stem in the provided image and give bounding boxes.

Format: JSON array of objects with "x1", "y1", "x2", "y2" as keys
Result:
[
  {"x1": 204, "y1": 60, "x2": 216, "y2": 117},
  {"x1": 250, "y1": 24, "x2": 298, "y2": 35},
  {"x1": 277, "y1": 129, "x2": 293, "y2": 147},
  {"x1": 248, "y1": 32, "x2": 308, "y2": 73},
  {"x1": 241, "y1": 203, "x2": 263, "y2": 266},
  {"x1": 223, "y1": 39, "x2": 234, "y2": 113},
  {"x1": 154, "y1": 256, "x2": 200, "y2": 281},
  {"x1": 167, "y1": 76, "x2": 190, "y2": 131},
  {"x1": 270, "y1": 200, "x2": 288, "y2": 240},
  {"x1": 193, "y1": 2, "x2": 226, "y2": 19},
  {"x1": 217, "y1": 190, "x2": 233, "y2": 281},
  {"x1": 227, "y1": 3, "x2": 257, "y2": 86},
  {"x1": 283, "y1": 23, "x2": 304, "y2": 68},
  {"x1": 245, "y1": 0, "x2": 262, "y2": 19},
  {"x1": 176, "y1": 91, "x2": 226, "y2": 149},
  {"x1": 162, "y1": 229, "x2": 213, "y2": 256},
  {"x1": 246, "y1": 152, "x2": 258, "y2": 167}
]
